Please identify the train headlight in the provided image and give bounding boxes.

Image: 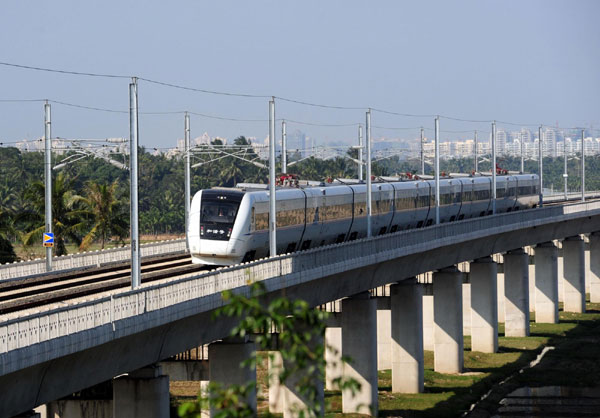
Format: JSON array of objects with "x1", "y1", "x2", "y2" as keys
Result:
[
  {"x1": 200, "y1": 226, "x2": 204, "y2": 236},
  {"x1": 227, "y1": 228, "x2": 232, "y2": 237}
]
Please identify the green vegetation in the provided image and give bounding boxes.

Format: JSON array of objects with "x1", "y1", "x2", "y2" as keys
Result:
[
  {"x1": 177, "y1": 282, "x2": 359, "y2": 417},
  {"x1": 1, "y1": 143, "x2": 599, "y2": 262}
]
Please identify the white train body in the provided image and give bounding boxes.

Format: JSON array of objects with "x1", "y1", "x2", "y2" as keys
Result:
[{"x1": 188, "y1": 175, "x2": 540, "y2": 266}]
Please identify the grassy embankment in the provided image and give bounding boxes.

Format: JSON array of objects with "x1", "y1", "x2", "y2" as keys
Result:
[{"x1": 11, "y1": 234, "x2": 184, "y2": 261}]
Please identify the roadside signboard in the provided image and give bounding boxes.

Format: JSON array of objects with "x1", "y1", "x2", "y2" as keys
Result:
[{"x1": 43, "y1": 232, "x2": 54, "y2": 248}]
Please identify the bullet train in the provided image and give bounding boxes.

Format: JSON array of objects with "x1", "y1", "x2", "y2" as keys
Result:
[{"x1": 188, "y1": 174, "x2": 540, "y2": 266}]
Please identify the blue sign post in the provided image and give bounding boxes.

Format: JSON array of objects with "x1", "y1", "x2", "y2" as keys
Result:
[{"x1": 43, "y1": 232, "x2": 54, "y2": 248}]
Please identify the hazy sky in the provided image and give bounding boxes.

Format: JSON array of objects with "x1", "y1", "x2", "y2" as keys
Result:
[{"x1": 1, "y1": 0, "x2": 599, "y2": 150}]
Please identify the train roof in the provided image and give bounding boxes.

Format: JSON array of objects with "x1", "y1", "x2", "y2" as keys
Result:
[{"x1": 219, "y1": 173, "x2": 538, "y2": 193}]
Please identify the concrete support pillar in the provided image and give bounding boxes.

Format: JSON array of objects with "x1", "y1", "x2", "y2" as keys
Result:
[
  {"x1": 563, "y1": 236, "x2": 586, "y2": 313},
  {"x1": 208, "y1": 339, "x2": 257, "y2": 414},
  {"x1": 422, "y1": 292, "x2": 434, "y2": 351},
  {"x1": 281, "y1": 334, "x2": 325, "y2": 418},
  {"x1": 113, "y1": 366, "x2": 169, "y2": 418},
  {"x1": 41, "y1": 400, "x2": 112, "y2": 418},
  {"x1": 497, "y1": 272, "x2": 505, "y2": 323},
  {"x1": 433, "y1": 267, "x2": 463, "y2": 374},
  {"x1": 528, "y1": 264, "x2": 536, "y2": 311},
  {"x1": 470, "y1": 257, "x2": 498, "y2": 353},
  {"x1": 504, "y1": 249, "x2": 530, "y2": 337},
  {"x1": 268, "y1": 351, "x2": 284, "y2": 414},
  {"x1": 462, "y1": 282, "x2": 471, "y2": 336},
  {"x1": 342, "y1": 292, "x2": 378, "y2": 415},
  {"x1": 376, "y1": 309, "x2": 391, "y2": 370},
  {"x1": 585, "y1": 235, "x2": 591, "y2": 294},
  {"x1": 590, "y1": 232, "x2": 600, "y2": 304},
  {"x1": 557, "y1": 244, "x2": 565, "y2": 303},
  {"x1": 325, "y1": 327, "x2": 342, "y2": 390},
  {"x1": 390, "y1": 279, "x2": 424, "y2": 393},
  {"x1": 534, "y1": 242, "x2": 559, "y2": 323}
]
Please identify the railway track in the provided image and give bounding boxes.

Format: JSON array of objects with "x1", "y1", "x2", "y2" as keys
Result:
[{"x1": 0, "y1": 253, "x2": 210, "y2": 315}]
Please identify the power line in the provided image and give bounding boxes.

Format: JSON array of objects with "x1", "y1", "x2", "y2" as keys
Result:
[
  {"x1": 138, "y1": 77, "x2": 271, "y2": 99},
  {"x1": 188, "y1": 111, "x2": 266, "y2": 122},
  {"x1": 49, "y1": 100, "x2": 128, "y2": 114},
  {"x1": 0, "y1": 61, "x2": 130, "y2": 79},
  {"x1": 371, "y1": 108, "x2": 436, "y2": 118},
  {"x1": 0, "y1": 99, "x2": 46, "y2": 103},
  {"x1": 275, "y1": 96, "x2": 364, "y2": 111},
  {"x1": 372, "y1": 125, "x2": 423, "y2": 131},
  {"x1": 283, "y1": 119, "x2": 359, "y2": 127}
]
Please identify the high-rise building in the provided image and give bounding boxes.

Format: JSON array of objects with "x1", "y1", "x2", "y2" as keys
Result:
[
  {"x1": 542, "y1": 128, "x2": 557, "y2": 157},
  {"x1": 520, "y1": 128, "x2": 532, "y2": 144},
  {"x1": 496, "y1": 130, "x2": 508, "y2": 155}
]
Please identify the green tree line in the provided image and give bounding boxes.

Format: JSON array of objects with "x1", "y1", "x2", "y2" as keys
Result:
[{"x1": 1, "y1": 138, "x2": 599, "y2": 264}]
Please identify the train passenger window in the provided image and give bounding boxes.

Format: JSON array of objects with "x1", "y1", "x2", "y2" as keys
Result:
[
  {"x1": 277, "y1": 208, "x2": 305, "y2": 228},
  {"x1": 355, "y1": 202, "x2": 366, "y2": 217},
  {"x1": 395, "y1": 196, "x2": 413, "y2": 210},
  {"x1": 255, "y1": 212, "x2": 269, "y2": 231}
]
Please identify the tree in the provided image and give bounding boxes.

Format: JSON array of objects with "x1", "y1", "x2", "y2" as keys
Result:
[
  {"x1": 20, "y1": 172, "x2": 84, "y2": 256},
  {"x1": 79, "y1": 180, "x2": 128, "y2": 250},
  {"x1": 178, "y1": 282, "x2": 359, "y2": 417},
  {"x1": 0, "y1": 207, "x2": 17, "y2": 264}
]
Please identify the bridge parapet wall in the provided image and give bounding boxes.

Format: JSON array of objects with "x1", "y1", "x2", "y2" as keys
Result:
[{"x1": 0, "y1": 239, "x2": 186, "y2": 281}]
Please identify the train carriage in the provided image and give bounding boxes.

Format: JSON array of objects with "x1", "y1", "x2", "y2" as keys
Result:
[{"x1": 189, "y1": 174, "x2": 539, "y2": 266}]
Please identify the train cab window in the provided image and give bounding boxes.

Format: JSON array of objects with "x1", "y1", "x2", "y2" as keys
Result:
[{"x1": 201, "y1": 201, "x2": 238, "y2": 224}]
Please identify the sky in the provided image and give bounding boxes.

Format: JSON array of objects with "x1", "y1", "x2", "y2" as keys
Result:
[{"x1": 1, "y1": 0, "x2": 599, "y2": 151}]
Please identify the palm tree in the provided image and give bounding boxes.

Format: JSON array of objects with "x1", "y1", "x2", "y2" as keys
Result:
[
  {"x1": 79, "y1": 180, "x2": 128, "y2": 250},
  {"x1": 0, "y1": 207, "x2": 17, "y2": 264},
  {"x1": 20, "y1": 172, "x2": 84, "y2": 256}
]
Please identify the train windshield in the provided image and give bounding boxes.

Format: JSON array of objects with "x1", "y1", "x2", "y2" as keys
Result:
[{"x1": 201, "y1": 200, "x2": 239, "y2": 224}]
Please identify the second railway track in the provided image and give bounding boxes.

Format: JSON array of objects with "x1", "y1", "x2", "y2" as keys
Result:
[{"x1": 0, "y1": 253, "x2": 210, "y2": 315}]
